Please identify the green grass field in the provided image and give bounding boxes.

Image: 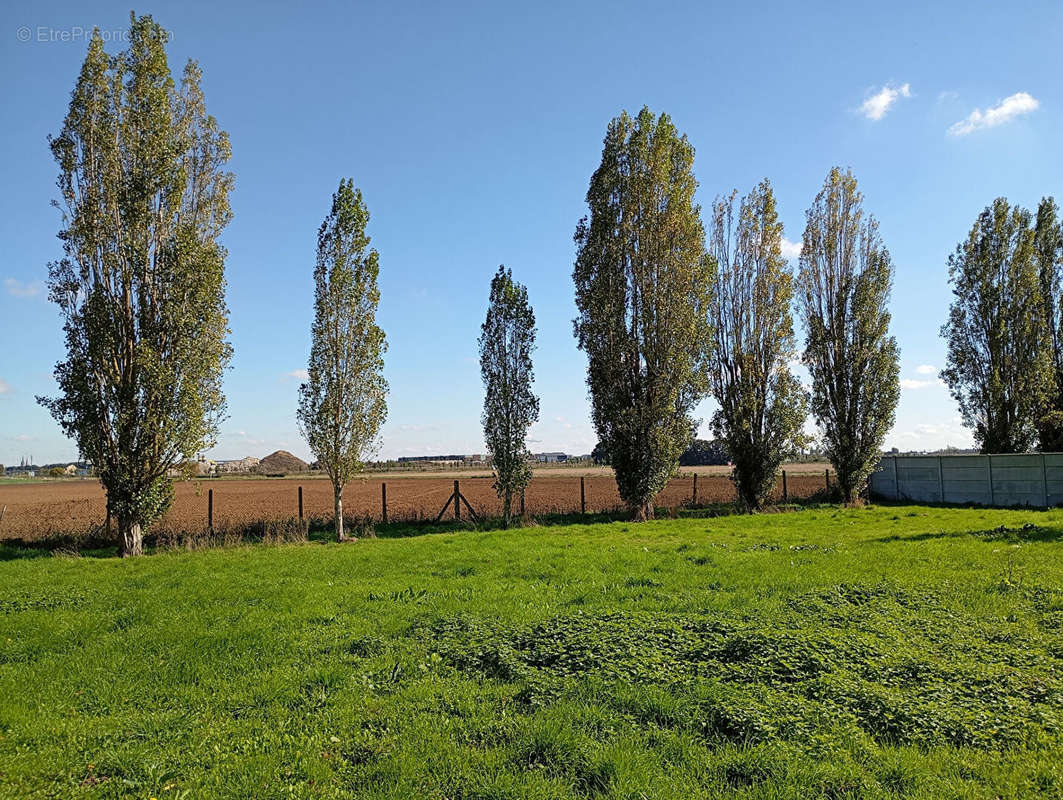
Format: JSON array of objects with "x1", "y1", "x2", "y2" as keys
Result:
[{"x1": 2, "y1": 505, "x2": 1062, "y2": 799}]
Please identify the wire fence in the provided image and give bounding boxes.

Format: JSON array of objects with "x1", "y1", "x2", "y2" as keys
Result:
[{"x1": 0, "y1": 470, "x2": 836, "y2": 541}]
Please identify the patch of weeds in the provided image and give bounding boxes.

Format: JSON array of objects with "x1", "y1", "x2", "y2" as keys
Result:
[
  {"x1": 0, "y1": 590, "x2": 86, "y2": 614},
  {"x1": 623, "y1": 576, "x2": 662, "y2": 588},
  {"x1": 368, "y1": 586, "x2": 429, "y2": 603},
  {"x1": 419, "y1": 582, "x2": 1063, "y2": 753},
  {"x1": 346, "y1": 635, "x2": 385, "y2": 658},
  {"x1": 359, "y1": 661, "x2": 406, "y2": 694}
]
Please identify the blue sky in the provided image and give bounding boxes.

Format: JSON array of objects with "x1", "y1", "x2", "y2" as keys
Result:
[{"x1": 1, "y1": 0, "x2": 1060, "y2": 465}]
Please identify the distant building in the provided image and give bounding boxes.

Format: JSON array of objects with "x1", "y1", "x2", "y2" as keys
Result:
[
  {"x1": 396, "y1": 454, "x2": 494, "y2": 466},
  {"x1": 398, "y1": 454, "x2": 468, "y2": 465},
  {"x1": 535, "y1": 452, "x2": 568, "y2": 463}
]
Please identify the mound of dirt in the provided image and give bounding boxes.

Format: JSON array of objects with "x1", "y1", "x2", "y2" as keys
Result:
[
  {"x1": 257, "y1": 450, "x2": 309, "y2": 475},
  {"x1": 218, "y1": 456, "x2": 260, "y2": 474}
]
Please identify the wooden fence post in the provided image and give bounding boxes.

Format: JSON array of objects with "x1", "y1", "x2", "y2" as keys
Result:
[
  {"x1": 520, "y1": 488, "x2": 525, "y2": 516},
  {"x1": 454, "y1": 480, "x2": 461, "y2": 521},
  {"x1": 208, "y1": 488, "x2": 214, "y2": 531},
  {"x1": 825, "y1": 468, "x2": 830, "y2": 490},
  {"x1": 580, "y1": 476, "x2": 586, "y2": 514},
  {"x1": 782, "y1": 470, "x2": 788, "y2": 502},
  {"x1": 937, "y1": 456, "x2": 945, "y2": 503},
  {"x1": 381, "y1": 482, "x2": 388, "y2": 524},
  {"x1": 298, "y1": 486, "x2": 303, "y2": 520},
  {"x1": 692, "y1": 473, "x2": 698, "y2": 506}
]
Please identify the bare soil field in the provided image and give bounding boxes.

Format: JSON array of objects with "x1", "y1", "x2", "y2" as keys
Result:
[
  {"x1": 0, "y1": 470, "x2": 832, "y2": 540},
  {"x1": 358, "y1": 462, "x2": 832, "y2": 479}
]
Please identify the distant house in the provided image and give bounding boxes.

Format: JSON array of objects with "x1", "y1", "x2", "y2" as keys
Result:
[
  {"x1": 398, "y1": 455, "x2": 468, "y2": 465},
  {"x1": 535, "y1": 452, "x2": 568, "y2": 463}
]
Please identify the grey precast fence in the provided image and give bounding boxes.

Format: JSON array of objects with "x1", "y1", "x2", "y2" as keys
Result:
[{"x1": 869, "y1": 453, "x2": 1063, "y2": 508}]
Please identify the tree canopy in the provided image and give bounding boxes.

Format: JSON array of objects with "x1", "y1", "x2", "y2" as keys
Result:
[
  {"x1": 573, "y1": 107, "x2": 714, "y2": 520},
  {"x1": 940, "y1": 198, "x2": 1051, "y2": 453},
  {"x1": 707, "y1": 181, "x2": 807, "y2": 510},
  {"x1": 297, "y1": 179, "x2": 388, "y2": 541},
  {"x1": 797, "y1": 168, "x2": 899, "y2": 503},
  {"x1": 479, "y1": 266, "x2": 539, "y2": 527},
  {"x1": 39, "y1": 15, "x2": 233, "y2": 555}
]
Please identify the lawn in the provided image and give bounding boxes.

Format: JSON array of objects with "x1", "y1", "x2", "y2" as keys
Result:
[{"x1": 1, "y1": 505, "x2": 1062, "y2": 799}]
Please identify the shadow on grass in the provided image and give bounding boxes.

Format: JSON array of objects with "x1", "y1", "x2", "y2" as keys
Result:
[
  {"x1": 368, "y1": 504, "x2": 756, "y2": 539},
  {"x1": 870, "y1": 521, "x2": 1063, "y2": 545},
  {"x1": 316, "y1": 500, "x2": 842, "y2": 539}
]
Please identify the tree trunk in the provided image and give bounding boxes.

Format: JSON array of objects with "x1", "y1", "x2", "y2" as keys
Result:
[
  {"x1": 738, "y1": 484, "x2": 759, "y2": 514},
  {"x1": 632, "y1": 501, "x2": 655, "y2": 522},
  {"x1": 118, "y1": 517, "x2": 143, "y2": 557},
  {"x1": 503, "y1": 491, "x2": 512, "y2": 529},
  {"x1": 334, "y1": 485, "x2": 345, "y2": 542}
]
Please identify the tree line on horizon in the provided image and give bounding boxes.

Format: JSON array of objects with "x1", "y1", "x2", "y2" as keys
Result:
[{"x1": 35, "y1": 15, "x2": 1061, "y2": 553}]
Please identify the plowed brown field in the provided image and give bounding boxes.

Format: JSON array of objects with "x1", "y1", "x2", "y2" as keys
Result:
[{"x1": 0, "y1": 471, "x2": 831, "y2": 540}]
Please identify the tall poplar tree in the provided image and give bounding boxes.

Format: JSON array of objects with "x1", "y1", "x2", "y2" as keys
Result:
[
  {"x1": 297, "y1": 179, "x2": 388, "y2": 541},
  {"x1": 1033, "y1": 197, "x2": 1063, "y2": 450},
  {"x1": 940, "y1": 198, "x2": 1051, "y2": 453},
  {"x1": 39, "y1": 16, "x2": 233, "y2": 556},
  {"x1": 708, "y1": 181, "x2": 807, "y2": 511},
  {"x1": 573, "y1": 107, "x2": 714, "y2": 521},
  {"x1": 798, "y1": 168, "x2": 899, "y2": 504},
  {"x1": 479, "y1": 266, "x2": 539, "y2": 527}
]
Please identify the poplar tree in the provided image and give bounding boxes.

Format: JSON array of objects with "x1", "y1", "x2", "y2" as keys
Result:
[
  {"x1": 940, "y1": 198, "x2": 1051, "y2": 453},
  {"x1": 39, "y1": 16, "x2": 233, "y2": 556},
  {"x1": 479, "y1": 266, "x2": 539, "y2": 527},
  {"x1": 708, "y1": 181, "x2": 807, "y2": 511},
  {"x1": 297, "y1": 179, "x2": 388, "y2": 541},
  {"x1": 798, "y1": 168, "x2": 899, "y2": 504},
  {"x1": 573, "y1": 107, "x2": 714, "y2": 521},
  {"x1": 1033, "y1": 197, "x2": 1063, "y2": 450}
]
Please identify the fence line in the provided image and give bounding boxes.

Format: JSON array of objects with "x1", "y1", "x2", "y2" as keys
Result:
[
  {"x1": 177, "y1": 470, "x2": 835, "y2": 529},
  {"x1": 0, "y1": 470, "x2": 837, "y2": 541},
  {"x1": 869, "y1": 453, "x2": 1063, "y2": 508}
]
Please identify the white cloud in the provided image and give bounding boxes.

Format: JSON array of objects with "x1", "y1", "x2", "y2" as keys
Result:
[
  {"x1": 900, "y1": 377, "x2": 945, "y2": 390},
  {"x1": 915, "y1": 364, "x2": 937, "y2": 375},
  {"x1": 860, "y1": 83, "x2": 911, "y2": 120},
  {"x1": 285, "y1": 369, "x2": 309, "y2": 381},
  {"x1": 4, "y1": 278, "x2": 43, "y2": 298},
  {"x1": 780, "y1": 238, "x2": 803, "y2": 259},
  {"x1": 0, "y1": 379, "x2": 10, "y2": 395},
  {"x1": 948, "y1": 92, "x2": 1039, "y2": 136}
]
